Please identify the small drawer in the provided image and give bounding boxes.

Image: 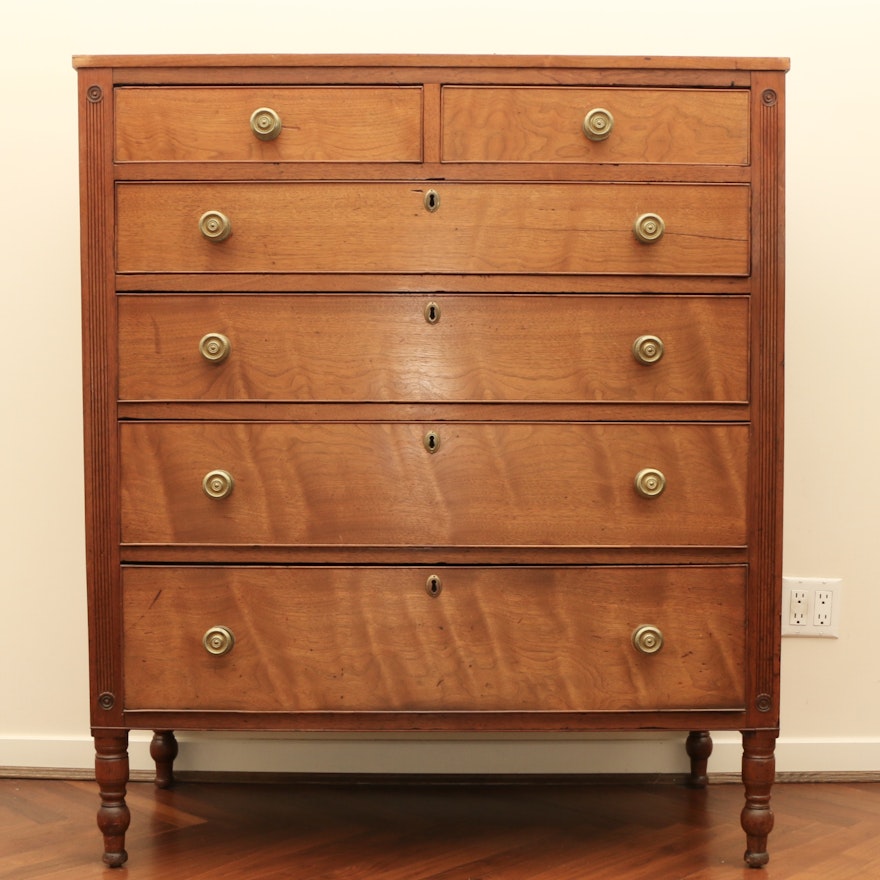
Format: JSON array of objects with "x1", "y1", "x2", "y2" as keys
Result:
[
  {"x1": 114, "y1": 87, "x2": 423, "y2": 162},
  {"x1": 122, "y1": 564, "x2": 746, "y2": 713},
  {"x1": 118, "y1": 294, "x2": 749, "y2": 404},
  {"x1": 442, "y1": 87, "x2": 749, "y2": 164},
  {"x1": 119, "y1": 421, "x2": 747, "y2": 548},
  {"x1": 116, "y1": 182, "x2": 750, "y2": 276}
]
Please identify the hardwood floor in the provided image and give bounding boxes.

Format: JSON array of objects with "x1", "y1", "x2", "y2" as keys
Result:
[{"x1": 2, "y1": 777, "x2": 879, "y2": 879}]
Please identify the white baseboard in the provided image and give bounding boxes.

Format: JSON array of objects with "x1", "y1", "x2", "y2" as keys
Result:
[{"x1": 2, "y1": 733, "x2": 879, "y2": 777}]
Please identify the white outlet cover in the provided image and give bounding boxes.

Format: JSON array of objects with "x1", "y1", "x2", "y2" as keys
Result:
[{"x1": 781, "y1": 577, "x2": 842, "y2": 638}]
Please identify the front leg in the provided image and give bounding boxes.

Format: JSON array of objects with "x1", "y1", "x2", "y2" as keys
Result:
[
  {"x1": 94, "y1": 731, "x2": 130, "y2": 868},
  {"x1": 741, "y1": 729, "x2": 777, "y2": 868}
]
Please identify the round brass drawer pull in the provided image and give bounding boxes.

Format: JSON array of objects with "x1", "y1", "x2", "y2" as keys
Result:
[
  {"x1": 634, "y1": 468, "x2": 666, "y2": 498},
  {"x1": 633, "y1": 212, "x2": 665, "y2": 244},
  {"x1": 250, "y1": 106, "x2": 282, "y2": 141},
  {"x1": 199, "y1": 332, "x2": 231, "y2": 363},
  {"x1": 583, "y1": 107, "x2": 614, "y2": 141},
  {"x1": 202, "y1": 469, "x2": 234, "y2": 499},
  {"x1": 203, "y1": 625, "x2": 235, "y2": 656},
  {"x1": 632, "y1": 335, "x2": 665, "y2": 365},
  {"x1": 199, "y1": 210, "x2": 232, "y2": 242},
  {"x1": 632, "y1": 625, "x2": 664, "y2": 655}
]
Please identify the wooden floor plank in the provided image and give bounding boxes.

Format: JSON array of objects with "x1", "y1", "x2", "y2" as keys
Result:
[{"x1": 1, "y1": 778, "x2": 879, "y2": 879}]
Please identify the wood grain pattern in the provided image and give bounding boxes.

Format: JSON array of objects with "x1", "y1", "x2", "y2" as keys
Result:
[
  {"x1": 115, "y1": 87, "x2": 423, "y2": 162},
  {"x1": 442, "y1": 88, "x2": 749, "y2": 164},
  {"x1": 117, "y1": 294, "x2": 749, "y2": 403},
  {"x1": 118, "y1": 422, "x2": 748, "y2": 547},
  {"x1": 116, "y1": 182, "x2": 750, "y2": 276},
  {"x1": 122, "y1": 565, "x2": 746, "y2": 712}
]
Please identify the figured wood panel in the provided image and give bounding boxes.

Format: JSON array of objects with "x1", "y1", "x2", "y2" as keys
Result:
[
  {"x1": 119, "y1": 422, "x2": 748, "y2": 547},
  {"x1": 122, "y1": 565, "x2": 746, "y2": 712},
  {"x1": 114, "y1": 87, "x2": 423, "y2": 162},
  {"x1": 116, "y1": 182, "x2": 750, "y2": 276},
  {"x1": 117, "y1": 294, "x2": 749, "y2": 403},
  {"x1": 442, "y1": 88, "x2": 749, "y2": 164}
]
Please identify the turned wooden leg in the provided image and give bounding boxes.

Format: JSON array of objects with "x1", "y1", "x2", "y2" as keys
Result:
[
  {"x1": 94, "y1": 732, "x2": 130, "y2": 868},
  {"x1": 741, "y1": 729, "x2": 777, "y2": 868},
  {"x1": 150, "y1": 730, "x2": 178, "y2": 789},
  {"x1": 686, "y1": 730, "x2": 713, "y2": 788}
]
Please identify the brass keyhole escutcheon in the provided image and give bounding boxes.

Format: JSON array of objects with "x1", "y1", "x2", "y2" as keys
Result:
[
  {"x1": 424, "y1": 189, "x2": 440, "y2": 212},
  {"x1": 425, "y1": 575, "x2": 443, "y2": 597},
  {"x1": 632, "y1": 625, "x2": 664, "y2": 655},
  {"x1": 424, "y1": 301, "x2": 441, "y2": 325},
  {"x1": 424, "y1": 431, "x2": 440, "y2": 454},
  {"x1": 203, "y1": 625, "x2": 235, "y2": 656}
]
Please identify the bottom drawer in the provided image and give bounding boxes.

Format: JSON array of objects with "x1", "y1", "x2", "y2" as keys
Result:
[{"x1": 123, "y1": 565, "x2": 746, "y2": 713}]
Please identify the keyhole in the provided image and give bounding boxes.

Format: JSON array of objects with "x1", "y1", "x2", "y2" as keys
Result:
[
  {"x1": 424, "y1": 431, "x2": 440, "y2": 454},
  {"x1": 424, "y1": 189, "x2": 440, "y2": 212},
  {"x1": 424, "y1": 301, "x2": 441, "y2": 324},
  {"x1": 425, "y1": 575, "x2": 442, "y2": 597}
]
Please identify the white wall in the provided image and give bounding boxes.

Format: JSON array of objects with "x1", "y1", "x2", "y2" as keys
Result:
[{"x1": 2, "y1": 0, "x2": 878, "y2": 777}]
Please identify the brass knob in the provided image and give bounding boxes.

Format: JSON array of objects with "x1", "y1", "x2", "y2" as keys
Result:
[
  {"x1": 632, "y1": 625, "x2": 664, "y2": 655},
  {"x1": 199, "y1": 333, "x2": 231, "y2": 363},
  {"x1": 202, "y1": 469, "x2": 234, "y2": 499},
  {"x1": 583, "y1": 107, "x2": 614, "y2": 141},
  {"x1": 199, "y1": 210, "x2": 232, "y2": 242},
  {"x1": 250, "y1": 107, "x2": 282, "y2": 141},
  {"x1": 424, "y1": 431, "x2": 441, "y2": 454},
  {"x1": 424, "y1": 189, "x2": 441, "y2": 213},
  {"x1": 203, "y1": 625, "x2": 235, "y2": 656},
  {"x1": 633, "y1": 213, "x2": 665, "y2": 244},
  {"x1": 632, "y1": 335, "x2": 665, "y2": 365},
  {"x1": 634, "y1": 468, "x2": 666, "y2": 498}
]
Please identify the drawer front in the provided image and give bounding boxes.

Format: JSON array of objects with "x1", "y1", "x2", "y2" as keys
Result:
[
  {"x1": 119, "y1": 422, "x2": 747, "y2": 547},
  {"x1": 442, "y1": 88, "x2": 750, "y2": 165},
  {"x1": 118, "y1": 294, "x2": 749, "y2": 403},
  {"x1": 114, "y1": 87, "x2": 423, "y2": 162},
  {"x1": 122, "y1": 565, "x2": 746, "y2": 713},
  {"x1": 116, "y1": 182, "x2": 750, "y2": 276}
]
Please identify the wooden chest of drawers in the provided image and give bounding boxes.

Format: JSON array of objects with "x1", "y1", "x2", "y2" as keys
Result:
[{"x1": 73, "y1": 54, "x2": 787, "y2": 868}]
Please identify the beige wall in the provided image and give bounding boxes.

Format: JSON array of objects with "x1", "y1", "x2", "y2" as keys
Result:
[{"x1": 2, "y1": 0, "x2": 878, "y2": 776}]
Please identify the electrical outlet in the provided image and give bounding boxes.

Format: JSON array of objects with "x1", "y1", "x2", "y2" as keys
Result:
[
  {"x1": 788, "y1": 589, "x2": 808, "y2": 626},
  {"x1": 782, "y1": 577, "x2": 841, "y2": 638}
]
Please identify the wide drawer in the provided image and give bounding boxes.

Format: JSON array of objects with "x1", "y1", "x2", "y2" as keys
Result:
[
  {"x1": 114, "y1": 87, "x2": 423, "y2": 162},
  {"x1": 122, "y1": 565, "x2": 746, "y2": 713},
  {"x1": 116, "y1": 182, "x2": 750, "y2": 276},
  {"x1": 442, "y1": 88, "x2": 750, "y2": 165},
  {"x1": 119, "y1": 422, "x2": 747, "y2": 547},
  {"x1": 117, "y1": 294, "x2": 749, "y2": 403}
]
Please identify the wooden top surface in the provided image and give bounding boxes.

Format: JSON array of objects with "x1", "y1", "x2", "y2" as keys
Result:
[{"x1": 72, "y1": 53, "x2": 790, "y2": 71}]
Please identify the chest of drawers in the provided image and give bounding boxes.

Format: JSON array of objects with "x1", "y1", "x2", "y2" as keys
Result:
[{"x1": 74, "y1": 53, "x2": 787, "y2": 868}]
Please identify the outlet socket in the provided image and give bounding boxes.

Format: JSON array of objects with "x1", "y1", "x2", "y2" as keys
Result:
[{"x1": 781, "y1": 577, "x2": 842, "y2": 638}]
